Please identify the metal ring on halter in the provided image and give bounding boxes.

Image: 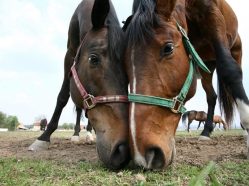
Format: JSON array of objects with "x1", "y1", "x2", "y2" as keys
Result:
[{"x1": 83, "y1": 95, "x2": 96, "y2": 110}]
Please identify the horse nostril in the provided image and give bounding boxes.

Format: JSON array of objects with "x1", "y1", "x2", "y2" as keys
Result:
[
  {"x1": 110, "y1": 143, "x2": 130, "y2": 169},
  {"x1": 145, "y1": 147, "x2": 165, "y2": 169}
]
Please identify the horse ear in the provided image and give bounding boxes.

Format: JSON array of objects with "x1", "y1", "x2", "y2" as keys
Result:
[
  {"x1": 156, "y1": 0, "x2": 177, "y2": 18},
  {"x1": 122, "y1": 15, "x2": 133, "y2": 31},
  {"x1": 91, "y1": 0, "x2": 110, "y2": 30}
]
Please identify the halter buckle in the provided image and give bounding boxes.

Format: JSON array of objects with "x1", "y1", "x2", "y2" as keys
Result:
[
  {"x1": 171, "y1": 97, "x2": 183, "y2": 114},
  {"x1": 84, "y1": 95, "x2": 96, "y2": 110}
]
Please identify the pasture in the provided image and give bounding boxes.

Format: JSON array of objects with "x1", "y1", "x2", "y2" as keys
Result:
[{"x1": 0, "y1": 130, "x2": 249, "y2": 185}]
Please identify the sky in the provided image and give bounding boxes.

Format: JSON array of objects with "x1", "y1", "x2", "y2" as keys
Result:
[{"x1": 0, "y1": 0, "x2": 248, "y2": 128}]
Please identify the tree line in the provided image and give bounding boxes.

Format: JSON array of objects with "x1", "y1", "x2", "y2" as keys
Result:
[{"x1": 0, "y1": 111, "x2": 19, "y2": 131}]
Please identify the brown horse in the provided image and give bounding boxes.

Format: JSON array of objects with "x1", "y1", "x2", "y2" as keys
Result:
[
  {"x1": 182, "y1": 111, "x2": 228, "y2": 131},
  {"x1": 124, "y1": 0, "x2": 249, "y2": 169},
  {"x1": 29, "y1": 0, "x2": 130, "y2": 170},
  {"x1": 213, "y1": 115, "x2": 228, "y2": 130},
  {"x1": 197, "y1": 115, "x2": 228, "y2": 131},
  {"x1": 182, "y1": 110, "x2": 207, "y2": 132}
]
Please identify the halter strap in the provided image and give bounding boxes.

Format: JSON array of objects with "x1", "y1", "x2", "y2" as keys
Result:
[
  {"x1": 71, "y1": 36, "x2": 128, "y2": 111},
  {"x1": 128, "y1": 22, "x2": 210, "y2": 114}
]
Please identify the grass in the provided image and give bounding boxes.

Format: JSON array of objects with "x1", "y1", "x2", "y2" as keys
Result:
[
  {"x1": 0, "y1": 129, "x2": 248, "y2": 186},
  {"x1": 1, "y1": 158, "x2": 249, "y2": 186}
]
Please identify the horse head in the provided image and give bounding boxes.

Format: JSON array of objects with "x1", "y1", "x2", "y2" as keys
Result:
[
  {"x1": 124, "y1": 0, "x2": 199, "y2": 169},
  {"x1": 70, "y1": 0, "x2": 129, "y2": 169}
]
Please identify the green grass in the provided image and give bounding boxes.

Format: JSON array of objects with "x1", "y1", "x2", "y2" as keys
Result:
[
  {"x1": 0, "y1": 130, "x2": 248, "y2": 185},
  {"x1": 176, "y1": 129, "x2": 245, "y2": 137},
  {"x1": 0, "y1": 158, "x2": 249, "y2": 186}
]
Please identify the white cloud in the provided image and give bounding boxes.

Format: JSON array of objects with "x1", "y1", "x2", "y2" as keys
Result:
[{"x1": 0, "y1": 0, "x2": 248, "y2": 126}]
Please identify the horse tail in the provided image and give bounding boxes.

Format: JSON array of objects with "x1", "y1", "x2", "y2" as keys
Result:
[
  {"x1": 216, "y1": 74, "x2": 236, "y2": 127},
  {"x1": 182, "y1": 111, "x2": 189, "y2": 126}
]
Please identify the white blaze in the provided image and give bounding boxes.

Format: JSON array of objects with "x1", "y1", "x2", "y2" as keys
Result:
[{"x1": 130, "y1": 48, "x2": 147, "y2": 167}]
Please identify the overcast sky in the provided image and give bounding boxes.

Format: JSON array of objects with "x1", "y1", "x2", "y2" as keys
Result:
[{"x1": 0, "y1": 0, "x2": 248, "y2": 127}]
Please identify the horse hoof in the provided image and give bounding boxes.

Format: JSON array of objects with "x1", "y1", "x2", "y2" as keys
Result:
[
  {"x1": 28, "y1": 139, "x2": 50, "y2": 151},
  {"x1": 198, "y1": 136, "x2": 211, "y2": 141},
  {"x1": 85, "y1": 132, "x2": 94, "y2": 144},
  {"x1": 71, "y1": 135, "x2": 80, "y2": 142}
]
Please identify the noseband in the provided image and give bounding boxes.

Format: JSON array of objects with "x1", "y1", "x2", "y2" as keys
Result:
[
  {"x1": 71, "y1": 34, "x2": 128, "y2": 111},
  {"x1": 128, "y1": 22, "x2": 210, "y2": 114}
]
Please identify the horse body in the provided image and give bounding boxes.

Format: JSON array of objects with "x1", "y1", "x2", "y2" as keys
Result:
[
  {"x1": 125, "y1": 0, "x2": 249, "y2": 169},
  {"x1": 185, "y1": 0, "x2": 243, "y2": 137},
  {"x1": 182, "y1": 110, "x2": 207, "y2": 132},
  {"x1": 29, "y1": 0, "x2": 130, "y2": 170}
]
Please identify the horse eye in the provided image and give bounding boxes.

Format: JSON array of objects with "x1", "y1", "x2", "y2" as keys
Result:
[
  {"x1": 161, "y1": 42, "x2": 174, "y2": 57},
  {"x1": 88, "y1": 54, "x2": 100, "y2": 66}
]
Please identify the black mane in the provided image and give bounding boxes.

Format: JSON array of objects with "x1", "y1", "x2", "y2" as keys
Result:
[{"x1": 126, "y1": 0, "x2": 161, "y2": 46}]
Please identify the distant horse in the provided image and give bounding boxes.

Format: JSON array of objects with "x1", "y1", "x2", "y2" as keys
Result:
[
  {"x1": 197, "y1": 115, "x2": 228, "y2": 131},
  {"x1": 124, "y1": 0, "x2": 249, "y2": 169},
  {"x1": 40, "y1": 118, "x2": 47, "y2": 131},
  {"x1": 182, "y1": 111, "x2": 228, "y2": 131},
  {"x1": 182, "y1": 110, "x2": 207, "y2": 132},
  {"x1": 29, "y1": 0, "x2": 130, "y2": 170}
]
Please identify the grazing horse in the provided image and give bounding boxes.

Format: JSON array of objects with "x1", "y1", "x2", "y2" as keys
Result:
[
  {"x1": 213, "y1": 115, "x2": 228, "y2": 130},
  {"x1": 197, "y1": 115, "x2": 228, "y2": 131},
  {"x1": 29, "y1": 0, "x2": 130, "y2": 169},
  {"x1": 124, "y1": 0, "x2": 249, "y2": 169}
]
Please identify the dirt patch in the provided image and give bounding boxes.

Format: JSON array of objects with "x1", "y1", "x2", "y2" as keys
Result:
[
  {"x1": 0, "y1": 132, "x2": 247, "y2": 166},
  {"x1": 175, "y1": 135, "x2": 247, "y2": 166}
]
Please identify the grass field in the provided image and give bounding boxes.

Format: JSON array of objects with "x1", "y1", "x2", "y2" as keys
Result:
[{"x1": 0, "y1": 130, "x2": 248, "y2": 186}]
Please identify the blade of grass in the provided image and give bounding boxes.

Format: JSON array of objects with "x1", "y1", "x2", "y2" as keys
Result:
[{"x1": 189, "y1": 161, "x2": 216, "y2": 186}]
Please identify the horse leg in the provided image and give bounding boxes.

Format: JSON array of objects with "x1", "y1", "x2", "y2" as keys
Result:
[
  {"x1": 199, "y1": 62, "x2": 217, "y2": 140},
  {"x1": 85, "y1": 121, "x2": 95, "y2": 144},
  {"x1": 28, "y1": 77, "x2": 70, "y2": 151},
  {"x1": 29, "y1": 15, "x2": 80, "y2": 151},
  {"x1": 197, "y1": 121, "x2": 203, "y2": 130},
  {"x1": 71, "y1": 107, "x2": 82, "y2": 142}
]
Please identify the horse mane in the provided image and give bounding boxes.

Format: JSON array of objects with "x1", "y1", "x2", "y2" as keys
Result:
[{"x1": 126, "y1": 0, "x2": 161, "y2": 47}]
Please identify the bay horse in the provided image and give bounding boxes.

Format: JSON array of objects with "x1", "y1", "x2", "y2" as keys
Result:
[
  {"x1": 124, "y1": 0, "x2": 249, "y2": 169},
  {"x1": 29, "y1": 0, "x2": 130, "y2": 170},
  {"x1": 182, "y1": 110, "x2": 207, "y2": 132},
  {"x1": 182, "y1": 110, "x2": 228, "y2": 131}
]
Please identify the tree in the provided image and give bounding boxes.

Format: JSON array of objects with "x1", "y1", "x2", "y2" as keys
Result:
[
  {"x1": 0, "y1": 111, "x2": 19, "y2": 131},
  {"x1": 6, "y1": 116, "x2": 19, "y2": 131},
  {"x1": 61, "y1": 123, "x2": 74, "y2": 130},
  {"x1": 0, "y1": 112, "x2": 7, "y2": 127}
]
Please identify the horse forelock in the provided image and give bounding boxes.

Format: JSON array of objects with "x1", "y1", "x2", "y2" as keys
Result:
[
  {"x1": 126, "y1": 0, "x2": 161, "y2": 47},
  {"x1": 106, "y1": 14, "x2": 125, "y2": 65}
]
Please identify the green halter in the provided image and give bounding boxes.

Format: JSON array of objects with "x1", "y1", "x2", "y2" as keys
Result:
[{"x1": 128, "y1": 22, "x2": 210, "y2": 114}]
